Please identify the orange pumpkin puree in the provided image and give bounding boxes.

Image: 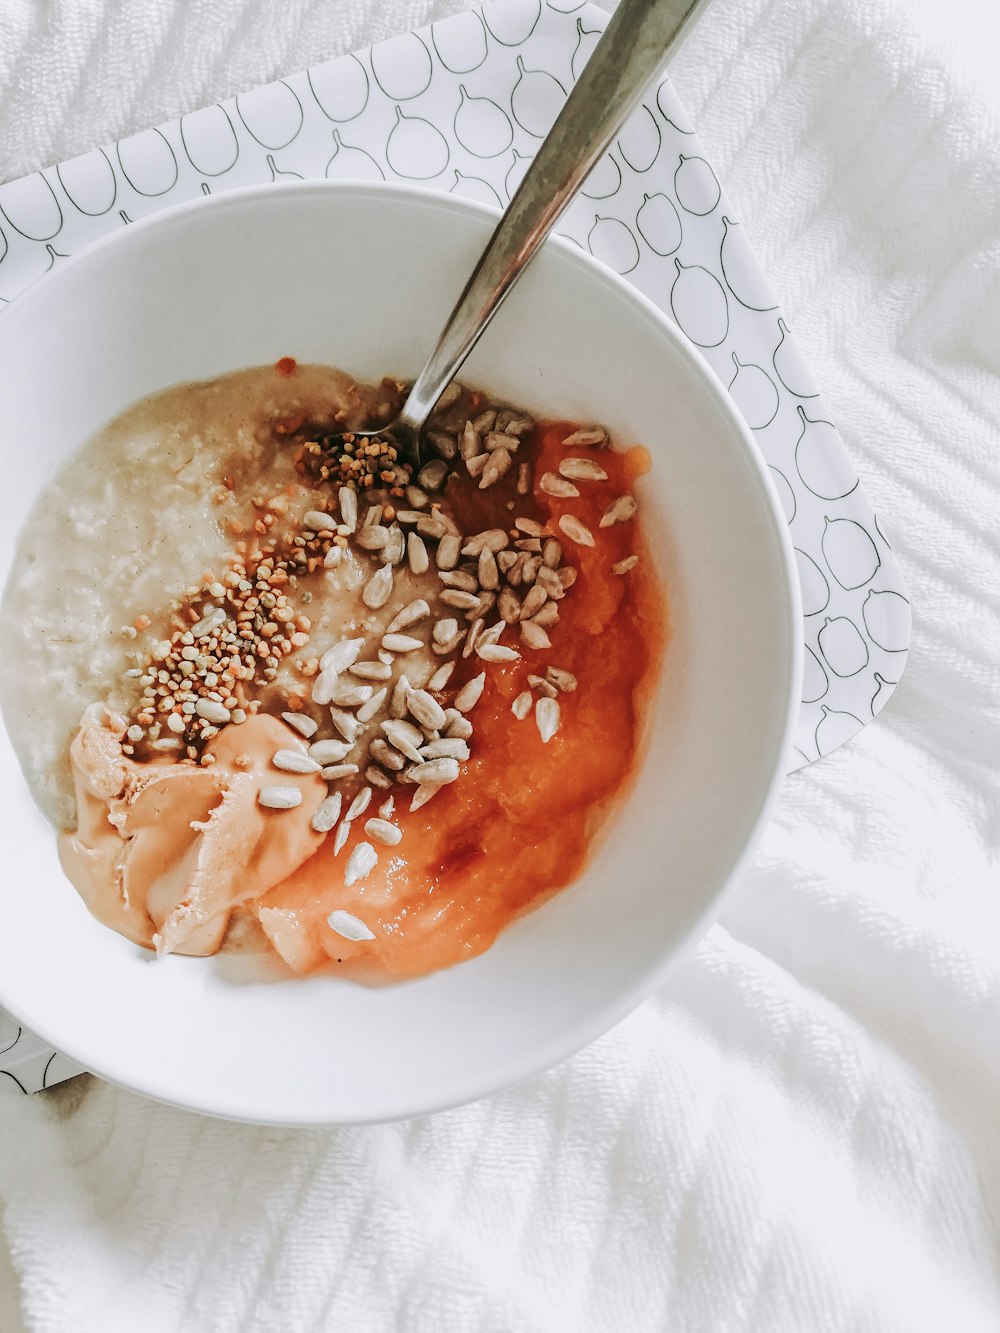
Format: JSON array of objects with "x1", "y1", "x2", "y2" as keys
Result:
[{"x1": 253, "y1": 423, "x2": 666, "y2": 979}]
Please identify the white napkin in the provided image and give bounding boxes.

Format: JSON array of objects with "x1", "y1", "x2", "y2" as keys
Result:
[{"x1": 3, "y1": 0, "x2": 1000, "y2": 1330}]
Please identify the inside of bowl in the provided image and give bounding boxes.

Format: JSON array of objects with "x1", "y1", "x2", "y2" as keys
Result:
[{"x1": 0, "y1": 184, "x2": 797, "y2": 1122}]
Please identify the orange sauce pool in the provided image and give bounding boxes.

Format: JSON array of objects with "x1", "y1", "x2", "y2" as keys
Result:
[{"x1": 253, "y1": 422, "x2": 667, "y2": 979}]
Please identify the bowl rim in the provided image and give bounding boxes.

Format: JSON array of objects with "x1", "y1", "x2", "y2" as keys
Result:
[{"x1": 0, "y1": 179, "x2": 802, "y2": 1123}]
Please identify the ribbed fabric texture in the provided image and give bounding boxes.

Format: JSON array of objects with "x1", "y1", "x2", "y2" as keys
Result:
[{"x1": 2, "y1": 1, "x2": 1000, "y2": 1330}]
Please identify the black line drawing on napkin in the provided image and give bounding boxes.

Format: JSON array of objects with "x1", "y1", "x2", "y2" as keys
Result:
[
  {"x1": 582, "y1": 151, "x2": 622, "y2": 200},
  {"x1": 571, "y1": 15, "x2": 603, "y2": 80},
  {"x1": 720, "y1": 217, "x2": 778, "y2": 312},
  {"x1": 504, "y1": 148, "x2": 531, "y2": 199},
  {"x1": 617, "y1": 104, "x2": 661, "y2": 173},
  {"x1": 386, "y1": 108, "x2": 450, "y2": 179},
  {"x1": 815, "y1": 704, "x2": 864, "y2": 754},
  {"x1": 180, "y1": 105, "x2": 240, "y2": 177},
  {"x1": 818, "y1": 616, "x2": 870, "y2": 677},
  {"x1": 870, "y1": 671, "x2": 898, "y2": 716},
  {"x1": 325, "y1": 131, "x2": 385, "y2": 182},
  {"x1": 802, "y1": 646, "x2": 830, "y2": 704},
  {"x1": 656, "y1": 80, "x2": 694, "y2": 133},
  {"x1": 433, "y1": 10, "x2": 489, "y2": 72},
  {"x1": 768, "y1": 465, "x2": 797, "y2": 524},
  {"x1": 0, "y1": 172, "x2": 64, "y2": 240},
  {"x1": 821, "y1": 515, "x2": 880, "y2": 590},
  {"x1": 796, "y1": 409, "x2": 860, "y2": 501},
  {"x1": 670, "y1": 259, "x2": 729, "y2": 347},
  {"x1": 57, "y1": 148, "x2": 117, "y2": 216},
  {"x1": 862, "y1": 589, "x2": 910, "y2": 652},
  {"x1": 728, "y1": 352, "x2": 779, "y2": 429},
  {"x1": 117, "y1": 129, "x2": 179, "y2": 196},
  {"x1": 237, "y1": 82, "x2": 304, "y2": 150},
  {"x1": 454, "y1": 86, "x2": 514, "y2": 157},
  {"x1": 635, "y1": 191, "x2": 681, "y2": 255},
  {"x1": 371, "y1": 32, "x2": 434, "y2": 101},
  {"x1": 268, "y1": 154, "x2": 304, "y2": 182},
  {"x1": 511, "y1": 56, "x2": 566, "y2": 137},
  {"x1": 0, "y1": 1070, "x2": 28, "y2": 1095},
  {"x1": 308, "y1": 55, "x2": 370, "y2": 122},
  {"x1": 450, "y1": 170, "x2": 503, "y2": 209},
  {"x1": 483, "y1": 0, "x2": 542, "y2": 45},
  {"x1": 587, "y1": 215, "x2": 640, "y2": 274},
  {"x1": 674, "y1": 153, "x2": 720, "y2": 216},
  {"x1": 795, "y1": 547, "x2": 831, "y2": 616},
  {"x1": 772, "y1": 316, "x2": 818, "y2": 398}
]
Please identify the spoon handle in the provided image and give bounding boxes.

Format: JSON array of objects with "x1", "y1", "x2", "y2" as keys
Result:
[{"x1": 398, "y1": 0, "x2": 711, "y2": 440}]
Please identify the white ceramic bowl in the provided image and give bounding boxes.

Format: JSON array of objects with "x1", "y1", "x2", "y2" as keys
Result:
[{"x1": 0, "y1": 182, "x2": 800, "y2": 1124}]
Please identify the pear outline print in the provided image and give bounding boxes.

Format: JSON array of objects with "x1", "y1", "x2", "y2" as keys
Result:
[
  {"x1": 815, "y1": 705, "x2": 864, "y2": 755},
  {"x1": 0, "y1": 172, "x2": 63, "y2": 240},
  {"x1": 571, "y1": 16, "x2": 603, "y2": 81},
  {"x1": 656, "y1": 79, "x2": 694, "y2": 133},
  {"x1": 582, "y1": 152, "x2": 622, "y2": 200},
  {"x1": 720, "y1": 217, "x2": 778, "y2": 312},
  {"x1": 795, "y1": 407, "x2": 859, "y2": 501},
  {"x1": 794, "y1": 547, "x2": 830, "y2": 617},
  {"x1": 821, "y1": 515, "x2": 880, "y2": 590},
  {"x1": 370, "y1": 32, "x2": 433, "y2": 101},
  {"x1": 818, "y1": 616, "x2": 870, "y2": 678},
  {"x1": 116, "y1": 129, "x2": 178, "y2": 197},
  {"x1": 179, "y1": 104, "x2": 240, "y2": 177},
  {"x1": 802, "y1": 646, "x2": 829, "y2": 705},
  {"x1": 587, "y1": 215, "x2": 640, "y2": 275},
  {"x1": 768, "y1": 466, "x2": 796, "y2": 525},
  {"x1": 674, "y1": 154, "x2": 720, "y2": 215},
  {"x1": 325, "y1": 131, "x2": 385, "y2": 182},
  {"x1": 636, "y1": 191, "x2": 681, "y2": 256},
  {"x1": 386, "y1": 107, "x2": 449, "y2": 180},
  {"x1": 56, "y1": 148, "x2": 117, "y2": 216},
  {"x1": 545, "y1": 0, "x2": 587, "y2": 12},
  {"x1": 617, "y1": 105, "x2": 661, "y2": 173},
  {"x1": 772, "y1": 317, "x2": 818, "y2": 398},
  {"x1": 267, "y1": 154, "x2": 304, "y2": 182},
  {"x1": 0, "y1": 223, "x2": 6, "y2": 265},
  {"x1": 504, "y1": 149, "x2": 530, "y2": 200},
  {"x1": 670, "y1": 259, "x2": 729, "y2": 348},
  {"x1": 454, "y1": 86, "x2": 514, "y2": 158},
  {"x1": 0, "y1": 1012, "x2": 20, "y2": 1057},
  {"x1": 511, "y1": 56, "x2": 566, "y2": 138},
  {"x1": 236, "y1": 81, "x2": 304, "y2": 150},
  {"x1": 118, "y1": 209, "x2": 132, "y2": 225},
  {"x1": 483, "y1": 0, "x2": 542, "y2": 46},
  {"x1": 862, "y1": 589, "x2": 910, "y2": 653},
  {"x1": 870, "y1": 672, "x2": 898, "y2": 717},
  {"x1": 308, "y1": 55, "x2": 370, "y2": 123},
  {"x1": 450, "y1": 169, "x2": 502, "y2": 210},
  {"x1": 432, "y1": 10, "x2": 488, "y2": 73},
  {"x1": 727, "y1": 352, "x2": 779, "y2": 429}
]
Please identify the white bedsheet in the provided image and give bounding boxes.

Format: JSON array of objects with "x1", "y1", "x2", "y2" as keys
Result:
[{"x1": 2, "y1": 0, "x2": 999, "y2": 1329}]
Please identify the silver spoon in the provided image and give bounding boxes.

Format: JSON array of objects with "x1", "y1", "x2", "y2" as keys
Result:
[{"x1": 343, "y1": 0, "x2": 710, "y2": 470}]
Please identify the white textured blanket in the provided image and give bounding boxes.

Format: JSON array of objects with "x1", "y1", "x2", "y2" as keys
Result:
[{"x1": 2, "y1": 0, "x2": 1000, "y2": 1330}]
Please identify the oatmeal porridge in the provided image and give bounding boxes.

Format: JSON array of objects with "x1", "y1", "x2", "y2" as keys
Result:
[{"x1": 0, "y1": 359, "x2": 665, "y2": 979}]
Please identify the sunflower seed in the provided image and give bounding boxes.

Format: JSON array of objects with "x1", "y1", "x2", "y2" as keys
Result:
[
  {"x1": 195, "y1": 698, "x2": 230, "y2": 724},
  {"x1": 350, "y1": 660, "x2": 393, "y2": 682},
  {"x1": 521, "y1": 557, "x2": 541, "y2": 584},
  {"x1": 332, "y1": 820, "x2": 351, "y2": 855},
  {"x1": 485, "y1": 431, "x2": 519, "y2": 453},
  {"x1": 320, "y1": 639, "x2": 364, "y2": 674},
  {"x1": 498, "y1": 587, "x2": 521, "y2": 623},
  {"x1": 328, "y1": 907, "x2": 375, "y2": 941},
  {"x1": 418, "y1": 459, "x2": 449, "y2": 492},
  {"x1": 381, "y1": 633, "x2": 422, "y2": 654},
  {"x1": 441, "y1": 589, "x2": 481, "y2": 611},
  {"x1": 362, "y1": 564, "x2": 393, "y2": 609},
  {"x1": 363, "y1": 505, "x2": 383, "y2": 528},
  {"x1": 382, "y1": 718, "x2": 425, "y2": 762},
  {"x1": 303, "y1": 509, "x2": 336, "y2": 532},
  {"x1": 558, "y1": 566, "x2": 578, "y2": 590},
  {"x1": 528, "y1": 673, "x2": 559, "y2": 698},
  {"x1": 345, "y1": 786, "x2": 373, "y2": 821},
  {"x1": 433, "y1": 617, "x2": 460, "y2": 646},
  {"x1": 477, "y1": 621, "x2": 506, "y2": 648},
  {"x1": 190, "y1": 607, "x2": 227, "y2": 638},
  {"x1": 309, "y1": 738, "x2": 354, "y2": 765},
  {"x1": 331, "y1": 681, "x2": 373, "y2": 708},
  {"x1": 338, "y1": 486, "x2": 358, "y2": 532},
  {"x1": 419, "y1": 737, "x2": 469, "y2": 761},
  {"x1": 361, "y1": 817, "x2": 400, "y2": 848},
  {"x1": 535, "y1": 696, "x2": 561, "y2": 743},
  {"x1": 436, "y1": 535, "x2": 461, "y2": 570},
  {"x1": 282, "y1": 711, "x2": 318, "y2": 739},
  {"x1": 324, "y1": 545, "x2": 342, "y2": 569},
  {"x1": 410, "y1": 757, "x2": 460, "y2": 785},
  {"x1": 258, "y1": 784, "x2": 303, "y2": 810},
  {"x1": 562, "y1": 427, "x2": 607, "y2": 447},
  {"x1": 405, "y1": 485, "x2": 429, "y2": 510},
  {"x1": 329, "y1": 709, "x2": 362, "y2": 743},
  {"x1": 600, "y1": 494, "x2": 638, "y2": 527},
  {"x1": 546, "y1": 666, "x2": 578, "y2": 693},
  {"x1": 356, "y1": 688, "x2": 387, "y2": 723},
  {"x1": 344, "y1": 842, "x2": 378, "y2": 887},
  {"x1": 479, "y1": 448, "x2": 513, "y2": 489},
  {"x1": 559, "y1": 457, "x2": 608, "y2": 482},
  {"x1": 454, "y1": 672, "x2": 486, "y2": 712},
  {"x1": 515, "y1": 539, "x2": 542, "y2": 555},
  {"x1": 540, "y1": 539, "x2": 561, "y2": 570},
  {"x1": 386, "y1": 599, "x2": 430, "y2": 634},
  {"x1": 517, "y1": 463, "x2": 531, "y2": 495},
  {"x1": 382, "y1": 527, "x2": 405, "y2": 565},
  {"x1": 532, "y1": 602, "x2": 560, "y2": 628},
  {"x1": 444, "y1": 710, "x2": 473, "y2": 739},
  {"x1": 476, "y1": 642, "x2": 520, "y2": 664},
  {"x1": 511, "y1": 691, "x2": 533, "y2": 720},
  {"x1": 465, "y1": 453, "x2": 488, "y2": 479},
  {"x1": 478, "y1": 548, "x2": 500, "y2": 590},
  {"x1": 464, "y1": 529, "x2": 509, "y2": 557},
  {"x1": 514, "y1": 517, "x2": 545, "y2": 537},
  {"x1": 311, "y1": 792, "x2": 343, "y2": 833},
  {"x1": 311, "y1": 668, "x2": 340, "y2": 705},
  {"x1": 356, "y1": 524, "x2": 390, "y2": 551},
  {"x1": 410, "y1": 784, "x2": 441, "y2": 812},
  {"x1": 613, "y1": 555, "x2": 639, "y2": 574},
  {"x1": 417, "y1": 515, "x2": 448, "y2": 539},
  {"x1": 407, "y1": 532, "x2": 429, "y2": 575},
  {"x1": 557, "y1": 514, "x2": 594, "y2": 547},
  {"x1": 427, "y1": 661, "x2": 455, "y2": 692},
  {"x1": 520, "y1": 583, "x2": 548, "y2": 620},
  {"x1": 379, "y1": 795, "x2": 395, "y2": 819},
  {"x1": 428, "y1": 429, "x2": 458, "y2": 461},
  {"x1": 390, "y1": 675, "x2": 411, "y2": 718},
  {"x1": 394, "y1": 510, "x2": 424, "y2": 526},
  {"x1": 272, "y1": 748, "x2": 322, "y2": 774},
  {"x1": 522, "y1": 620, "x2": 552, "y2": 650},
  {"x1": 506, "y1": 553, "x2": 526, "y2": 587},
  {"x1": 370, "y1": 739, "x2": 404, "y2": 771},
  {"x1": 439, "y1": 569, "x2": 478, "y2": 592},
  {"x1": 366, "y1": 765, "x2": 393, "y2": 790},
  {"x1": 322, "y1": 763, "x2": 360, "y2": 780},
  {"x1": 408, "y1": 689, "x2": 447, "y2": 730},
  {"x1": 463, "y1": 618, "x2": 484, "y2": 658},
  {"x1": 460, "y1": 420, "x2": 480, "y2": 460},
  {"x1": 540, "y1": 472, "x2": 579, "y2": 498}
]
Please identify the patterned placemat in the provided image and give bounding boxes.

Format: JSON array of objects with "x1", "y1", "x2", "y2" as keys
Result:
[{"x1": 0, "y1": 0, "x2": 911, "y2": 1092}]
